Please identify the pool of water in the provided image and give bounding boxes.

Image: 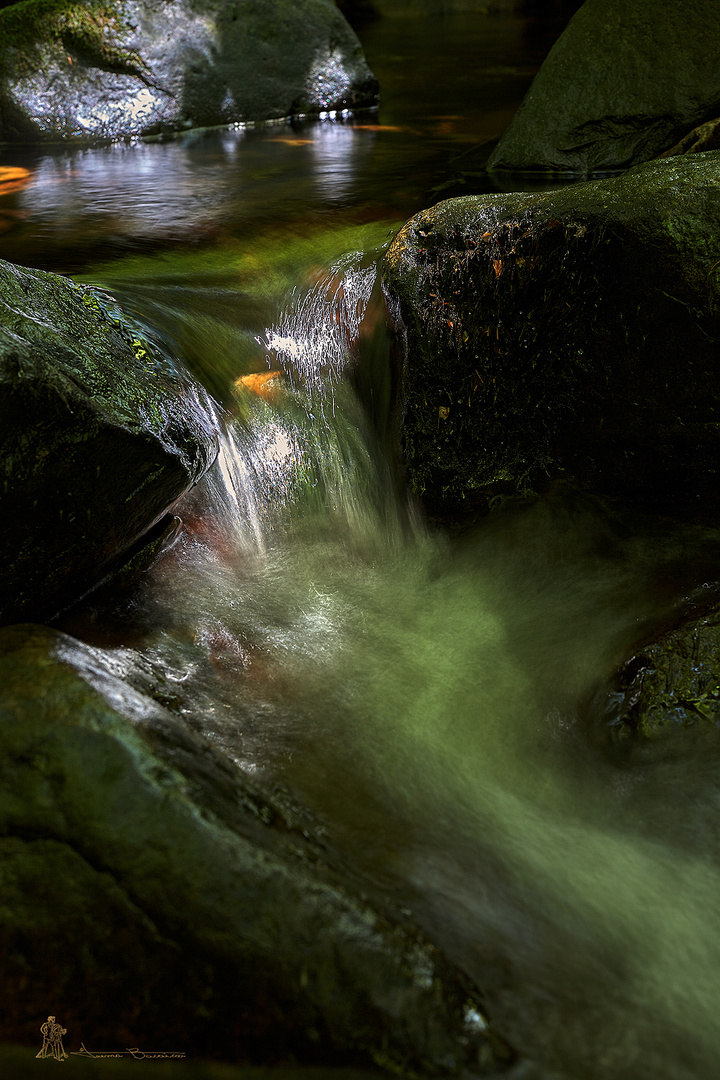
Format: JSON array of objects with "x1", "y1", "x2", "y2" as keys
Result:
[{"x1": 0, "y1": 11, "x2": 562, "y2": 275}]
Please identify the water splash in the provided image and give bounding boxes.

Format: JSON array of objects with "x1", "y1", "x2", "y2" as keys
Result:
[
  {"x1": 83, "y1": 254, "x2": 720, "y2": 1080},
  {"x1": 258, "y1": 252, "x2": 377, "y2": 399}
]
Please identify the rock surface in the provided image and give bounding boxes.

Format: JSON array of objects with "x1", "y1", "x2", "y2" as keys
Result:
[
  {"x1": 0, "y1": 623, "x2": 506, "y2": 1072},
  {"x1": 603, "y1": 600, "x2": 720, "y2": 744},
  {"x1": 487, "y1": 0, "x2": 720, "y2": 176},
  {"x1": 0, "y1": 0, "x2": 378, "y2": 143},
  {"x1": 659, "y1": 117, "x2": 720, "y2": 160},
  {"x1": 382, "y1": 152, "x2": 720, "y2": 524},
  {"x1": 0, "y1": 259, "x2": 218, "y2": 624}
]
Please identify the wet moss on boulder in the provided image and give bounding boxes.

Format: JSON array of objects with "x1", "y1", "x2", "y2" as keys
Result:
[
  {"x1": 599, "y1": 595, "x2": 720, "y2": 745},
  {"x1": 0, "y1": 622, "x2": 506, "y2": 1072},
  {"x1": 0, "y1": 0, "x2": 379, "y2": 143},
  {"x1": 382, "y1": 152, "x2": 720, "y2": 525},
  {"x1": 488, "y1": 0, "x2": 720, "y2": 176},
  {"x1": 0, "y1": 259, "x2": 218, "y2": 624}
]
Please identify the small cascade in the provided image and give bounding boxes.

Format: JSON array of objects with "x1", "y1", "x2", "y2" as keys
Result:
[{"x1": 80, "y1": 251, "x2": 720, "y2": 1080}]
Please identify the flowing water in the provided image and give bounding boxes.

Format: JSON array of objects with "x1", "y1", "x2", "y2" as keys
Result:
[{"x1": 4, "y1": 10, "x2": 720, "y2": 1080}]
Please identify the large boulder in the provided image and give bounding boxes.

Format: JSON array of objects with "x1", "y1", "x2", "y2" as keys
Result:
[
  {"x1": 0, "y1": 0, "x2": 378, "y2": 143},
  {"x1": 0, "y1": 623, "x2": 505, "y2": 1072},
  {"x1": 382, "y1": 152, "x2": 720, "y2": 524},
  {"x1": 0, "y1": 259, "x2": 218, "y2": 624},
  {"x1": 487, "y1": 0, "x2": 720, "y2": 176}
]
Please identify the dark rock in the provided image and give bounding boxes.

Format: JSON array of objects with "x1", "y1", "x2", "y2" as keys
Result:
[
  {"x1": 0, "y1": 623, "x2": 507, "y2": 1073},
  {"x1": 603, "y1": 602, "x2": 720, "y2": 744},
  {"x1": 382, "y1": 152, "x2": 720, "y2": 524},
  {"x1": 659, "y1": 117, "x2": 720, "y2": 159},
  {"x1": 0, "y1": 0, "x2": 378, "y2": 144},
  {"x1": 487, "y1": 0, "x2": 720, "y2": 176},
  {"x1": 0, "y1": 260, "x2": 218, "y2": 624}
]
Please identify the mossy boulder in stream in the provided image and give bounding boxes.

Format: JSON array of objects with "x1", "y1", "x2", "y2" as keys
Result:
[
  {"x1": 488, "y1": 0, "x2": 720, "y2": 176},
  {"x1": 382, "y1": 152, "x2": 720, "y2": 524},
  {"x1": 0, "y1": 623, "x2": 505, "y2": 1073},
  {"x1": 0, "y1": 0, "x2": 378, "y2": 143},
  {"x1": 603, "y1": 602, "x2": 720, "y2": 745},
  {"x1": 0, "y1": 259, "x2": 218, "y2": 624}
]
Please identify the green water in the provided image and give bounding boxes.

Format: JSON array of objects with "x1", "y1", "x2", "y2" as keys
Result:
[{"x1": 4, "y1": 10, "x2": 720, "y2": 1080}]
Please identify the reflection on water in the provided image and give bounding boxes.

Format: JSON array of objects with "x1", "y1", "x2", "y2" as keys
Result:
[
  {"x1": 0, "y1": 123, "x2": 377, "y2": 253},
  {"x1": 0, "y1": 11, "x2": 563, "y2": 270}
]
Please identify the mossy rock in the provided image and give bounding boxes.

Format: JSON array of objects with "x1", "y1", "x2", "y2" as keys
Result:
[
  {"x1": 603, "y1": 603, "x2": 720, "y2": 744},
  {"x1": 382, "y1": 152, "x2": 720, "y2": 524},
  {"x1": 488, "y1": 0, "x2": 720, "y2": 176},
  {"x1": 0, "y1": 0, "x2": 378, "y2": 143},
  {"x1": 0, "y1": 258, "x2": 218, "y2": 624},
  {"x1": 0, "y1": 623, "x2": 504, "y2": 1073}
]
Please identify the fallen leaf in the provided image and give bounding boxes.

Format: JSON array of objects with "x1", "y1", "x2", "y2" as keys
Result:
[
  {"x1": 235, "y1": 371, "x2": 284, "y2": 401},
  {"x1": 351, "y1": 124, "x2": 404, "y2": 132},
  {"x1": 0, "y1": 166, "x2": 31, "y2": 183}
]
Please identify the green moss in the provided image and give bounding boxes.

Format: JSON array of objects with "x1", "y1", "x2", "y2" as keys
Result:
[{"x1": 0, "y1": 0, "x2": 141, "y2": 79}]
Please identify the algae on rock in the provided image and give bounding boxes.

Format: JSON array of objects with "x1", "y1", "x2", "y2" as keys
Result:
[
  {"x1": 382, "y1": 152, "x2": 720, "y2": 524},
  {"x1": 0, "y1": 0, "x2": 379, "y2": 142},
  {"x1": 488, "y1": 0, "x2": 720, "y2": 176},
  {"x1": 0, "y1": 258, "x2": 218, "y2": 624}
]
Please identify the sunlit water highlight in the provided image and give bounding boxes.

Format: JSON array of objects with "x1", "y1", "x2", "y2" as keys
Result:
[{"x1": 85, "y1": 257, "x2": 720, "y2": 1080}]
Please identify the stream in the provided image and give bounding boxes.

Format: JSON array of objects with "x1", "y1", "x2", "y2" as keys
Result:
[{"x1": 3, "y1": 10, "x2": 720, "y2": 1080}]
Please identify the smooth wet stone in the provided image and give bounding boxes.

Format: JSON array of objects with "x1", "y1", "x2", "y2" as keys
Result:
[
  {"x1": 0, "y1": 623, "x2": 506, "y2": 1073},
  {"x1": 0, "y1": 259, "x2": 218, "y2": 624},
  {"x1": 488, "y1": 0, "x2": 720, "y2": 176},
  {"x1": 0, "y1": 0, "x2": 378, "y2": 143},
  {"x1": 382, "y1": 152, "x2": 720, "y2": 524}
]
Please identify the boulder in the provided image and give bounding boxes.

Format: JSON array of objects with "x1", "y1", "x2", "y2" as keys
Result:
[
  {"x1": 0, "y1": 259, "x2": 218, "y2": 624},
  {"x1": 603, "y1": 600, "x2": 720, "y2": 744},
  {"x1": 487, "y1": 0, "x2": 720, "y2": 176},
  {"x1": 0, "y1": 0, "x2": 378, "y2": 143},
  {"x1": 382, "y1": 152, "x2": 720, "y2": 524},
  {"x1": 0, "y1": 623, "x2": 506, "y2": 1072}
]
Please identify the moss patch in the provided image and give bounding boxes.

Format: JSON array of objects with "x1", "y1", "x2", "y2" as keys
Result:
[
  {"x1": 382, "y1": 154, "x2": 720, "y2": 525},
  {"x1": 0, "y1": 0, "x2": 141, "y2": 79}
]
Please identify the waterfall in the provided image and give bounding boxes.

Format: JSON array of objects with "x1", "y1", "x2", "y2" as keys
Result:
[{"x1": 93, "y1": 254, "x2": 720, "y2": 1080}]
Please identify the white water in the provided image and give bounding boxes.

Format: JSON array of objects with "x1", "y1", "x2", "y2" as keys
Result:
[{"x1": 112, "y1": 258, "x2": 720, "y2": 1080}]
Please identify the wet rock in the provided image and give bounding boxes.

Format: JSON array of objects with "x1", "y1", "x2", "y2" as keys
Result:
[
  {"x1": 487, "y1": 0, "x2": 720, "y2": 176},
  {"x1": 382, "y1": 152, "x2": 720, "y2": 524},
  {"x1": 0, "y1": 0, "x2": 378, "y2": 143},
  {"x1": 0, "y1": 623, "x2": 507, "y2": 1073},
  {"x1": 604, "y1": 603, "x2": 720, "y2": 744},
  {"x1": 0, "y1": 260, "x2": 218, "y2": 624}
]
